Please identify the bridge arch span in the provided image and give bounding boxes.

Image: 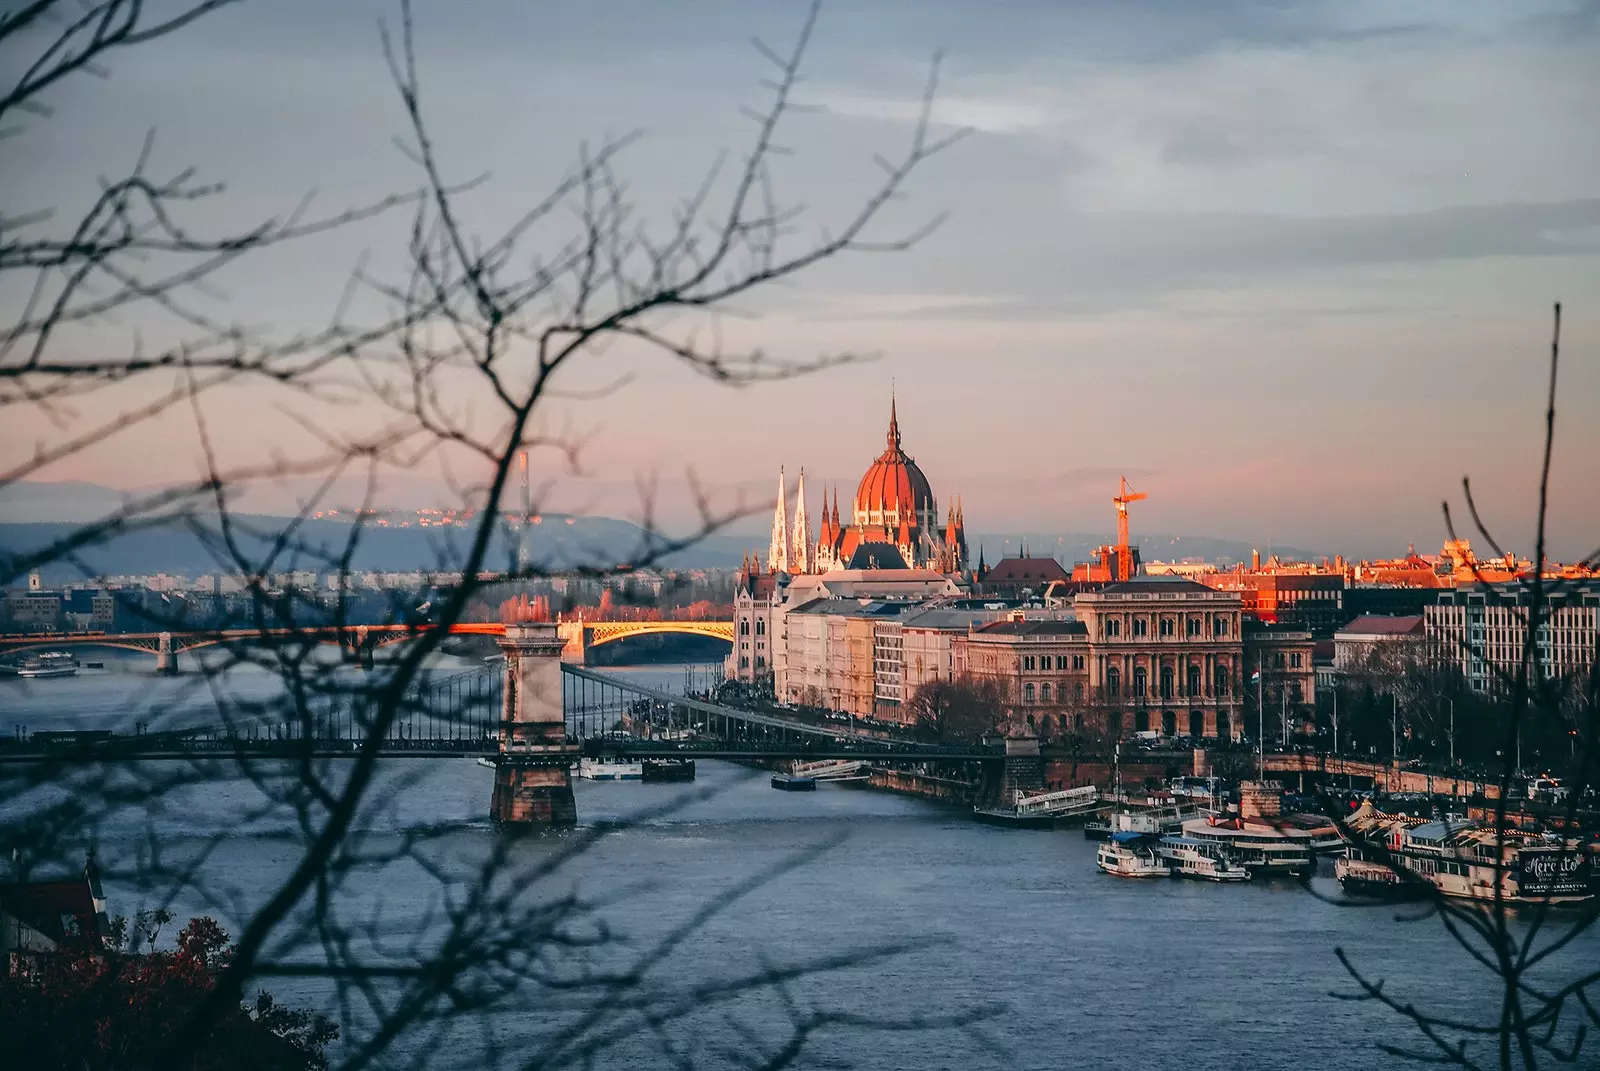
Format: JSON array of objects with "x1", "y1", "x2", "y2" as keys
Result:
[{"x1": 585, "y1": 621, "x2": 734, "y2": 648}]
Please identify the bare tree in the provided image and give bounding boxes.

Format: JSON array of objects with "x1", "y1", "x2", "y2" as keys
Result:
[
  {"x1": 1, "y1": 2, "x2": 996, "y2": 1067},
  {"x1": 1320, "y1": 305, "x2": 1600, "y2": 1070}
]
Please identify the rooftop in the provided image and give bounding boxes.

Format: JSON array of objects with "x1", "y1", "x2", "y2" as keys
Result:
[
  {"x1": 1336, "y1": 614, "x2": 1425, "y2": 638},
  {"x1": 972, "y1": 619, "x2": 1087, "y2": 638}
]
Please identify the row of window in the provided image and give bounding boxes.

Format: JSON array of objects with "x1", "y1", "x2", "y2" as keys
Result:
[
  {"x1": 737, "y1": 619, "x2": 767, "y2": 636},
  {"x1": 1021, "y1": 654, "x2": 1087, "y2": 672},
  {"x1": 1104, "y1": 664, "x2": 1232, "y2": 698},
  {"x1": 1102, "y1": 616, "x2": 1231, "y2": 639}
]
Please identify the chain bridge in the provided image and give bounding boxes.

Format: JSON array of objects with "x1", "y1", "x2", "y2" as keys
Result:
[{"x1": 2, "y1": 624, "x2": 995, "y2": 824}]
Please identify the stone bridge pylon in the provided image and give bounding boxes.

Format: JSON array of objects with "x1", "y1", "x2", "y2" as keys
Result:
[{"x1": 491, "y1": 622, "x2": 581, "y2": 825}]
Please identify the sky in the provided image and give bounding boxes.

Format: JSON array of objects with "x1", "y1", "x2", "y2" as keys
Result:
[{"x1": 2, "y1": 0, "x2": 1598, "y2": 560}]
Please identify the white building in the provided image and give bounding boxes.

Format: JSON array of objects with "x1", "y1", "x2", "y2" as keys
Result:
[{"x1": 1425, "y1": 582, "x2": 1599, "y2": 694}]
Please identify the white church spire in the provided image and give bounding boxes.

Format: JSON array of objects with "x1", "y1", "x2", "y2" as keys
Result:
[
  {"x1": 790, "y1": 468, "x2": 811, "y2": 574},
  {"x1": 767, "y1": 466, "x2": 789, "y2": 573}
]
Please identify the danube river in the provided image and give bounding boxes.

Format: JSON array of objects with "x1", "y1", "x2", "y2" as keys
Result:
[{"x1": 4, "y1": 653, "x2": 1594, "y2": 1070}]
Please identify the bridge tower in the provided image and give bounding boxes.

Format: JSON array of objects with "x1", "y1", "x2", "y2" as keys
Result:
[
  {"x1": 491, "y1": 622, "x2": 580, "y2": 825},
  {"x1": 155, "y1": 632, "x2": 177, "y2": 675}
]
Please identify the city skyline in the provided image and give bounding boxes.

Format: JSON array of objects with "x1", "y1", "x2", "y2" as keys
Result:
[{"x1": 4, "y1": 0, "x2": 1598, "y2": 557}]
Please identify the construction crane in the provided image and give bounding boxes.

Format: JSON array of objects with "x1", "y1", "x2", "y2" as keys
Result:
[
  {"x1": 1113, "y1": 476, "x2": 1146, "y2": 582},
  {"x1": 517, "y1": 450, "x2": 531, "y2": 574}
]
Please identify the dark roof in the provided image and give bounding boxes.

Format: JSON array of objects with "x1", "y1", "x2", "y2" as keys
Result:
[
  {"x1": 844, "y1": 542, "x2": 908, "y2": 570},
  {"x1": 1099, "y1": 574, "x2": 1216, "y2": 595},
  {"x1": 0, "y1": 877, "x2": 105, "y2": 948},
  {"x1": 981, "y1": 557, "x2": 1071, "y2": 585},
  {"x1": 974, "y1": 619, "x2": 1087, "y2": 637},
  {"x1": 1337, "y1": 614, "x2": 1424, "y2": 637}
]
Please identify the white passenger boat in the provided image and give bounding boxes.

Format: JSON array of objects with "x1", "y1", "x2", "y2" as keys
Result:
[
  {"x1": 578, "y1": 757, "x2": 643, "y2": 781},
  {"x1": 17, "y1": 651, "x2": 79, "y2": 679},
  {"x1": 1096, "y1": 832, "x2": 1170, "y2": 878},
  {"x1": 1181, "y1": 817, "x2": 1314, "y2": 875},
  {"x1": 1159, "y1": 835, "x2": 1251, "y2": 882}
]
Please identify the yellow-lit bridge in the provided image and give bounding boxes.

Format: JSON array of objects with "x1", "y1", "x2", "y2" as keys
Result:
[{"x1": 0, "y1": 619, "x2": 733, "y2": 670}]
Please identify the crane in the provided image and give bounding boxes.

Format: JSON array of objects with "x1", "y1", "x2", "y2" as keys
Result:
[{"x1": 1113, "y1": 476, "x2": 1146, "y2": 581}]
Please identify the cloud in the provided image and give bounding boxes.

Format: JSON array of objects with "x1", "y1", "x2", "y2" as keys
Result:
[{"x1": 813, "y1": 90, "x2": 1058, "y2": 135}]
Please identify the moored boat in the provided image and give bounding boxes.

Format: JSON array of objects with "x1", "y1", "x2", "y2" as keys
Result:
[
  {"x1": 1335, "y1": 851, "x2": 1427, "y2": 900},
  {"x1": 771, "y1": 773, "x2": 816, "y2": 792},
  {"x1": 1159, "y1": 835, "x2": 1251, "y2": 882},
  {"x1": 578, "y1": 757, "x2": 643, "y2": 781},
  {"x1": 1342, "y1": 803, "x2": 1594, "y2": 906},
  {"x1": 641, "y1": 758, "x2": 695, "y2": 783},
  {"x1": 1096, "y1": 831, "x2": 1170, "y2": 878},
  {"x1": 17, "y1": 651, "x2": 79, "y2": 679},
  {"x1": 1181, "y1": 816, "x2": 1314, "y2": 876}
]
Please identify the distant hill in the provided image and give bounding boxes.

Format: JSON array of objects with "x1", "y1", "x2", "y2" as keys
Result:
[
  {"x1": 0, "y1": 514, "x2": 749, "y2": 583},
  {"x1": 0, "y1": 480, "x2": 134, "y2": 524}
]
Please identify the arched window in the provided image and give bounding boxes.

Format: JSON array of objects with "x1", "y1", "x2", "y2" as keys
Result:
[
  {"x1": 1159, "y1": 665, "x2": 1174, "y2": 699},
  {"x1": 1105, "y1": 619, "x2": 1121, "y2": 638},
  {"x1": 1189, "y1": 710, "x2": 1205, "y2": 738},
  {"x1": 1159, "y1": 617, "x2": 1175, "y2": 638},
  {"x1": 1187, "y1": 665, "x2": 1202, "y2": 697},
  {"x1": 1040, "y1": 682, "x2": 1052, "y2": 703},
  {"x1": 1161, "y1": 710, "x2": 1176, "y2": 737},
  {"x1": 1215, "y1": 665, "x2": 1230, "y2": 696},
  {"x1": 739, "y1": 620, "x2": 750, "y2": 636},
  {"x1": 1106, "y1": 667, "x2": 1120, "y2": 698},
  {"x1": 1024, "y1": 683, "x2": 1035, "y2": 703},
  {"x1": 1074, "y1": 713, "x2": 1083, "y2": 731},
  {"x1": 1026, "y1": 713, "x2": 1036, "y2": 731},
  {"x1": 1213, "y1": 617, "x2": 1228, "y2": 638},
  {"x1": 755, "y1": 619, "x2": 765, "y2": 636},
  {"x1": 1039, "y1": 713, "x2": 1052, "y2": 738},
  {"x1": 1135, "y1": 710, "x2": 1150, "y2": 733},
  {"x1": 1217, "y1": 710, "x2": 1231, "y2": 739},
  {"x1": 1133, "y1": 666, "x2": 1147, "y2": 697},
  {"x1": 1132, "y1": 618, "x2": 1148, "y2": 638}
]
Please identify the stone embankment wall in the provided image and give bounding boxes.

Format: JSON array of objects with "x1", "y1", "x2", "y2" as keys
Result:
[{"x1": 868, "y1": 766, "x2": 976, "y2": 805}]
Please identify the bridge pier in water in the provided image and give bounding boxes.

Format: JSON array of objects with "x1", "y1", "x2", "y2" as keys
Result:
[
  {"x1": 155, "y1": 632, "x2": 177, "y2": 675},
  {"x1": 492, "y1": 623, "x2": 580, "y2": 825}
]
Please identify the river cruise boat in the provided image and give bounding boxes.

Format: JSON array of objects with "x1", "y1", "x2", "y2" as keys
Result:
[
  {"x1": 1158, "y1": 836, "x2": 1251, "y2": 882},
  {"x1": 641, "y1": 758, "x2": 695, "y2": 783},
  {"x1": 17, "y1": 651, "x2": 79, "y2": 679},
  {"x1": 1180, "y1": 816, "x2": 1314, "y2": 875},
  {"x1": 1096, "y1": 831, "x2": 1170, "y2": 879},
  {"x1": 1084, "y1": 797, "x2": 1199, "y2": 841},
  {"x1": 578, "y1": 758, "x2": 643, "y2": 781},
  {"x1": 1342, "y1": 804, "x2": 1594, "y2": 905},
  {"x1": 1335, "y1": 850, "x2": 1428, "y2": 901}
]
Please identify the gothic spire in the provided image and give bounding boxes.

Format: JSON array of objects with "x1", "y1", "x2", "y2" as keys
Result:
[
  {"x1": 791, "y1": 468, "x2": 811, "y2": 574},
  {"x1": 886, "y1": 392, "x2": 901, "y2": 451},
  {"x1": 767, "y1": 467, "x2": 789, "y2": 573}
]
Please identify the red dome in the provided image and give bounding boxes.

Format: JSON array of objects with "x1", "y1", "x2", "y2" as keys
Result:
[{"x1": 853, "y1": 398, "x2": 936, "y2": 528}]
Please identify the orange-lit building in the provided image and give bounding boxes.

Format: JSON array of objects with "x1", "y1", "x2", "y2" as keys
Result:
[{"x1": 768, "y1": 397, "x2": 967, "y2": 576}]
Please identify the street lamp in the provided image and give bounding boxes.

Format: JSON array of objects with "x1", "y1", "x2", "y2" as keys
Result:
[{"x1": 1447, "y1": 697, "x2": 1455, "y2": 766}]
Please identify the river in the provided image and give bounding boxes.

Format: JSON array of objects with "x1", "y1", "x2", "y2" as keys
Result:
[{"x1": 3, "y1": 652, "x2": 1593, "y2": 1070}]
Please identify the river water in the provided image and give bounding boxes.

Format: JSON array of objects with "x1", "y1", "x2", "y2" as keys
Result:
[{"x1": 3, "y1": 652, "x2": 1594, "y2": 1070}]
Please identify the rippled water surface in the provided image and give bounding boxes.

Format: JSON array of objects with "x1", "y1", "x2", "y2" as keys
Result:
[{"x1": 4, "y1": 654, "x2": 1592, "y2": 1070}]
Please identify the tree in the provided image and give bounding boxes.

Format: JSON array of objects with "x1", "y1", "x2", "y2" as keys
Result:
[
  {"x1": 1, "y1": 1, "x2": 987, "y2": 1067},
  {"x1": 1, "y1": 913, "x2": 337, "y2": 1071},
  {"x1": 908, "y1": 675, "x2": 1006, "y2": 743},
  {"x1": 1318, "y1": 306, "x2": 1600, "y2": 1069}
]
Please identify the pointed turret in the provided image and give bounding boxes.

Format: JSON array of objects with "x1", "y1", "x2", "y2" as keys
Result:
[
  {"x1": 886, "y1": 392, "x2": 901, "y2": 451},
  {"x1": 790, "y1": 468, "x2": 812, "y2": 574},
  {"x1": 767, "y1": 467, "x2": 789, "y2": 573}
]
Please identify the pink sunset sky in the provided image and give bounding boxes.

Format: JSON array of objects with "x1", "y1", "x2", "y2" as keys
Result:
[{"x1": 3, "y1": 0, "x2": 1597, "y2": 560}]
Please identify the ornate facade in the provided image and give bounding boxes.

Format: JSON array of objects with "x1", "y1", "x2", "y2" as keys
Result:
[{"x1": 768, "y1": 397, "x2": 967, "y2": 576}]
